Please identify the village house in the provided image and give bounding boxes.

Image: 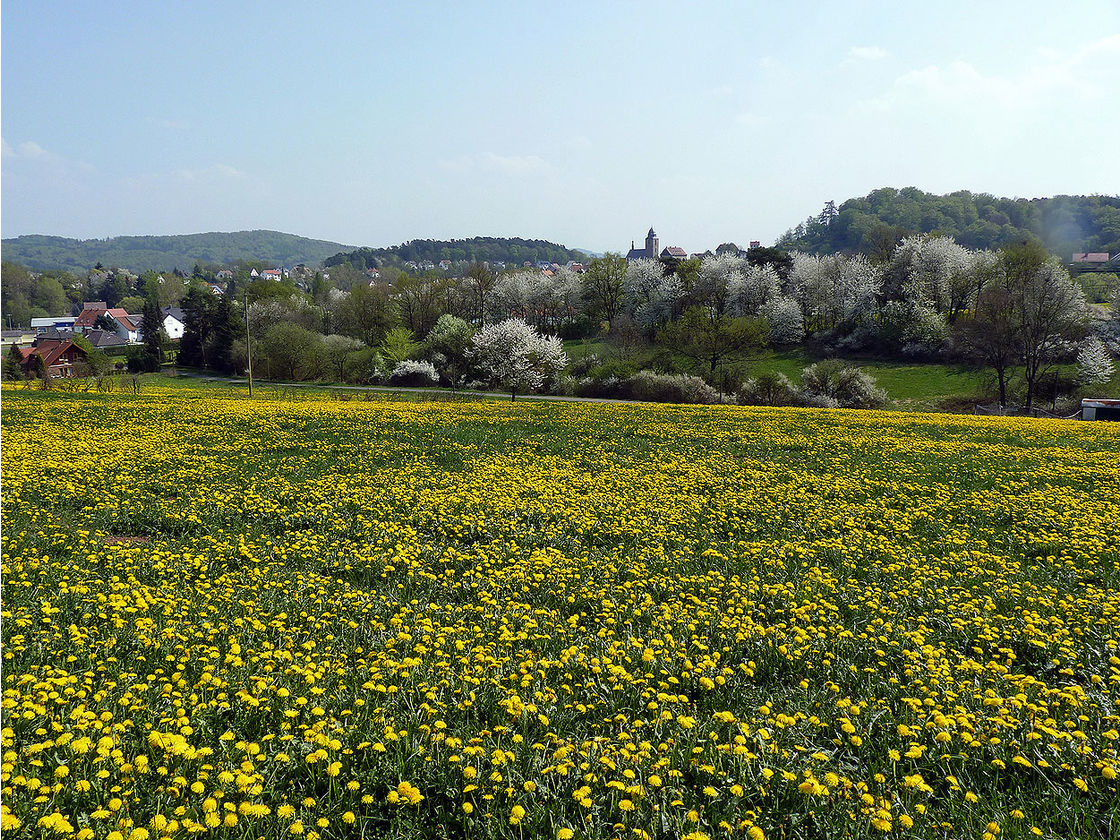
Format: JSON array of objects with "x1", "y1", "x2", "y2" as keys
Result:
[
  {"x1": 73, "y1": 303, "x2": 141, "y2": 343},
  {"x1": 2, "y1": 329, "x2": 37, "y2": 351},
  {"x1": 19, "y1": 338, "x2": 88, "y2": 378},
  {"x1": 161, "y1": 307, "x2": 186, "y2": 340}
]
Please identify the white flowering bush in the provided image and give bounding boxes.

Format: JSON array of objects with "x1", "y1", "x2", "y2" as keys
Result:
[{"x1": 388, "y1": 359, "x2": 440, "y2": 387}]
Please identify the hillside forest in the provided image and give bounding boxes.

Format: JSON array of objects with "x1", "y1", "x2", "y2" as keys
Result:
[{"x1": 778, "y1": 189, "x2": 1120, "y2": 258}]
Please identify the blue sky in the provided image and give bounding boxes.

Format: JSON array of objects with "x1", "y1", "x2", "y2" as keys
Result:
[{"x1": 3, "y1": 1, "x2": 1118, "y2": 254}]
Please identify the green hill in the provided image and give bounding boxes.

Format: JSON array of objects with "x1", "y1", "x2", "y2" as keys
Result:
[
  {"x1": 0, "y1": 230, "x2": 353, "y2": 273},
  {"x1": 326, "y1": 237, "x2": 588, "y2": 270},
  {"x1": 777, "y1": 188, "x2": 1120, "y2": 259}
]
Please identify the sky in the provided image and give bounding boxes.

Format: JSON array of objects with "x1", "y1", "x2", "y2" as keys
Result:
[{"x1": 2, "y1": 1, "x2": 1119, "y2": 254}]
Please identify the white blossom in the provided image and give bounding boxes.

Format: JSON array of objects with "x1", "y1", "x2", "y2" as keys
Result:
[
  {"x1": 1077, "y1": 335, "x2": 1115, "y2": 385},
  {"x1": 468, "y1": 318, "x2": 568, "y2": 397}
]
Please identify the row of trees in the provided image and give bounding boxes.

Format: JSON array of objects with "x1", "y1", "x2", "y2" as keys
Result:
[
  {"x1": 166, "y1": 235, "x2": 1117, "y2": 411},
  {"x1": 325, "y1": 237, "x2": 587, "y2": 271}
]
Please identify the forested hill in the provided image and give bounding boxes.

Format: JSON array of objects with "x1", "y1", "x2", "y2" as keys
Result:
[
  {"x1": 326, "y1": 237, "x2": 587, "y2": 270},
  {"x1": 0, "y1": 230, "x2": 352, "y2": 273},
  {"x1": 776, "y1": 189, "x2": 1120, "y2": 259}
]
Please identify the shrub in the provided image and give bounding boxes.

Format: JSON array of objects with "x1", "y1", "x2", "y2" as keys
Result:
[
  {"x1": 738, "y1": 371, "x2": 797, "y2": 406},
  {"x1": 126, "y1": 348, "x2": 160, "y2": 374},
  {"x1": 626, "y1": 371, "x2": 720, "y2": 405},
  {"x1": 388, "y1": 360, "x2": 440, "y2": 387},
  {"x1": 343, "y1": 348, "x2": 384, "y2": 384},
  {"x1": 798, "y1": 359, "x2": 887, "y2": 409}
]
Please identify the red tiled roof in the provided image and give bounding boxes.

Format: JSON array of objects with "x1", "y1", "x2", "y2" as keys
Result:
[
  {"x1": 73, "y1": 308, "x2": 105, "y2": 327},
  {"x1": 21, "y1": 339, "x2": 86, "y2": 370},
  {"x1": 73, "y1": 307, "x2": 137, "y2": 330}
]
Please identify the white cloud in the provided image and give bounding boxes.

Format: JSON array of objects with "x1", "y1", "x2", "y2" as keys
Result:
[
  {"x1": 2, "y1": 137, "x2": 54, "y2": 161},
  {"x1": 846, "y1": 46, "x2": 888, "y2": 62},
  {"x1": 859, "y1": 33, "x2": 1120, "y2": 113}
]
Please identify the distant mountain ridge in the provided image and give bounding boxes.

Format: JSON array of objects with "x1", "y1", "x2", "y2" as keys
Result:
[
  {"x1": 777, "y1": 188, "x2": 1120, "y2": 258},
  {"x1": 1, "y1": 230, "x2": 353, "y2": 273}
]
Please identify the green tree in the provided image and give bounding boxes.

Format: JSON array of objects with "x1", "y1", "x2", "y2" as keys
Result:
[
  {"x1": 142, "y1": 296, "x2": 166, "y2": 365},
  {"x1": 321, "y1": 334, "x2": 365, "y2": 381},
  {"x1": 261, "y1": 322, "x2": 321, "y2": 381},
  {"x1": 658, "y1": 306, "x2": 769, "y2": 377},
  {"x1": 335, "y1": 283, "x2": 397, "y2": 347},
  {"x1": 3, "y1": 342, "x2": 26, "y2": 380},
  {"x1": 379, "y1": 327, "x2": 419, "y2": 366},
  {"x1": 582, "y1": 254, "x2": 627, "y2": 329}
]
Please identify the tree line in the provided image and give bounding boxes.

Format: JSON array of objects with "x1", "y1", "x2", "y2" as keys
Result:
[
  {"x1": 324, "y1": 237, "x2": 588, "y2": 271},
  {"x1": 171, "y1": 237, "x2": 1118, "y2": 411},
  {"x1": 779, "y1": 189, "x2": 1120, "y2": 259}
]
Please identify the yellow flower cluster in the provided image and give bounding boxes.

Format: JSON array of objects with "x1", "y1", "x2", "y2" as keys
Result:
[{"x1": 2, "y1": 382, "x2": 1118, "y2": 838}]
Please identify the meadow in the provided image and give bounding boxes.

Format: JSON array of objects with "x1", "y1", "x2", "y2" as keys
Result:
[{"x1": 2, "y1": 381, "x2": 1119, "y2": 839}]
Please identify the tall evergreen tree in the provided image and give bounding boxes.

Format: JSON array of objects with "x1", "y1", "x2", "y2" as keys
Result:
[
  {"x1": 207, "y1": 294, "x2": 238, "y2": 373},
  {"x1": 142, "y1": 296, "x2": 165, "y2": 364},
  {"x1": 179, "y1": 287, "x2": 213, "y2": 368}
]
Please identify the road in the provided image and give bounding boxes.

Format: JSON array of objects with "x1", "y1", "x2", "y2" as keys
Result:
[{"x1": 169, "y1": 369, "x2": 644, "y2": 405}]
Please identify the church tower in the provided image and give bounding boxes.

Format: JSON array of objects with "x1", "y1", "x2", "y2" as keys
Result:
[{"x1": 645, "y1": 227, "x2": 659, "y2": 259}]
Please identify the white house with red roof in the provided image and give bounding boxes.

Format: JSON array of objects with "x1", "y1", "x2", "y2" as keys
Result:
[{"x1": 73, "y1": 303, "x2": 141, "y2": 343}]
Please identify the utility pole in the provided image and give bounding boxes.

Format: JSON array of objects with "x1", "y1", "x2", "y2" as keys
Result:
[{"x1": 244, "y1": 293, "x2": 253, "y2": 397}]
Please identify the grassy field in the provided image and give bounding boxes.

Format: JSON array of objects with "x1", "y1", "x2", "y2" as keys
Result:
[
  {"x1": 563, "y1": 341, "x2": 991, "y2": 410},
  {"x1": 2, "y1": 380, "x2": 1119, "y2": 839},
  {"x1": 563, "y1": 339, "x2": 1120, "y2": 411}
]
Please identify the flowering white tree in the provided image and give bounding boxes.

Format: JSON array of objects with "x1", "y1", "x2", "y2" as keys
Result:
[
  {"x1": 1077, "y1": 335, "x2": 1115, "y2": 385},
  {"x1": 624, "y1": 259, "x2": 682, "y2": 331},
  {"x1": 727, "y1": 264, "x2": 780, "y2": 317},
  {"x1": 695, "y1": 253, "x2": 745, "y2": 312},
  {"x1": 891, "y1": 235, "x2": 970, "y2": 315},
  {"x1": 487, "y1": 271, "x2": 534, "y2": 323},
  {"x1": 760, "y1": 296, "x2": 804, "y2": 345},
  {"x1": 787, "y1": 253, "x2": 881, "y2": 332},
  {"x1": 468, "y1": 318, "x2": 568, "y2": 400}
]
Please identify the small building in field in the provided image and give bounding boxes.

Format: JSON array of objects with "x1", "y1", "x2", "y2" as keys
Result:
[{"x1": 1082, "y1": 398, "x2": 1120, "y2": 421}]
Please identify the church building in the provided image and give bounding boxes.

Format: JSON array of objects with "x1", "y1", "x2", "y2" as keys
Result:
[
  {"x1": 626, "y1": 227, "x2": 687, "y2": 262},
  {"x1": 626, "y1": 227, "x2": 659, "y2": 261}
]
